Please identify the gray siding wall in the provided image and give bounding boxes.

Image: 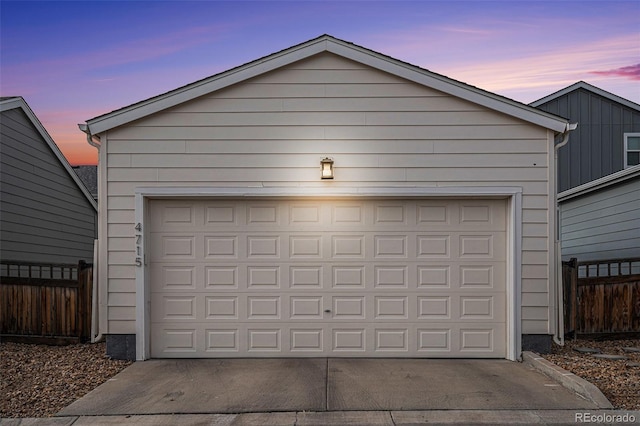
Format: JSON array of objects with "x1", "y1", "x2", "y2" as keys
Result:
[
  {"x1": 536, "y1": 88, "x2": 640, "y2": 192},
  {"x1": 0, "y1": 108, "x2": 97, "y2": 264},
  {"x1": 560, "y1": 177, "x2": 640, "y2": 261}
]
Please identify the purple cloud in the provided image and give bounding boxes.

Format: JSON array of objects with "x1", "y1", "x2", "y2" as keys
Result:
[{"x1": 590, "y1": 63, "x2": 640, "y2": 80}]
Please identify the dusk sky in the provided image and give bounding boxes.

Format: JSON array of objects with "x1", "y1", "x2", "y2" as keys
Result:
[{"x1": 1, "y1": 1, "x2": 639, "y2": 165}]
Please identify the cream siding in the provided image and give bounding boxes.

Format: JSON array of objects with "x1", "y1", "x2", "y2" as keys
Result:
[{"x1": 99, "y1": 53, "x2": 553, "y2": 337}]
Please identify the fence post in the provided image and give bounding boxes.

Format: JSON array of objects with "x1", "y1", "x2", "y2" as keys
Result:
[
  {"x1": 77, "y1": 261, "x2": 93, "y2": 341},
  {"x1": 562, "y1": 258, "x2": 578, "y2": 336},
  {"x1": 569, "y1": 258, "x2": 578, "y2": 335},
  {"x1": 78, "y1": 261, "x2": 85, "y2": 340}
]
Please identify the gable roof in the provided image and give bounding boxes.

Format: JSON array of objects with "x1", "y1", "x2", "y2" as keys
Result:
[
  {"x1": 0, "y1": 96, "x2": 98, "y2": 212},
  {"x1": 84, "y1": 34, "x2": 570, "y2": 135},
  {"x1": 530, "y1": 80, "x2": 640, "y2": 112}
]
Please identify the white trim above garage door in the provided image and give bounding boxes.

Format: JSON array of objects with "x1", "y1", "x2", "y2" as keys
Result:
[{"x1": 135, "y1": 187, "x2": 522, "y2": 361}]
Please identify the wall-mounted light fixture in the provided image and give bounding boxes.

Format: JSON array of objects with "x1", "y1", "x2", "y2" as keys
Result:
[{"x1": 320, "y1": 157, "x2": 334, "y2": 179}]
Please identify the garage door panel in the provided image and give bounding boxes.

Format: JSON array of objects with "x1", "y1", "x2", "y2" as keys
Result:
[
  {"x1": 206, "y1": 328, "x2": 240, "y2": 352},
  {"x1": 156, "y1": 265, "x2": 197, "y2": 289},
  {"x1": 247, "y1": 235, "x2": 281, "y2": 258},
  {"x1": 289, "y1": 203, "x2": 323, "y2": 224},
  {"x1": 206, "y1": 296, "x2": 239, "y2": 319},
  {"x1": 205, "y1": 205, "x2": 238, "y2": 226},
  {"x1": 332, "y1": 234, "x2": 366, "y2": 258},
  {"x1": 205, "y1": 235, "x2": 239, "y2": 258},
  {"x1": 290, "y1": 296, "x2": 324, "y2": 319},
  {"x1": 332, "y1": 265, "x2": 366, "y2": 288},
  {"x1": 374, "y1": 235, "x2": 408, "y2": 258},
  {"x1": 155, "y1": 235, "x2": 196, "y2": 259},
  {"x1": 417, "y1": 235, "x2": 450, "y2": 258},
  {"x1": 289, "y1": 235, "x2": 324, "y2": 258},
  {"x1": 247, "y1": 203, "x2": 281, "y2": 225},
  {"x1": 459, "y1": 200, "x2": 506, "y2": 231},
  {"x1": 150, "y1": 198, "x2": 507, "y2": 358},
  {"x1": 290, "y1": 265, "x2": 324, "y2": 288},
  {"x1": 151, "y1": 201, "x2": 202, "y2": 230},
  {"x1": 332, "y1": 204, "x2": 365, "y2": 225},
  {"x1": 417, "y1": 265, "x2": 450, "y2": 288},
  {"x1": 206, "y1": 265, "x2": 239, "y2": 288},
  {"x1": 374, "y1": 203, "x2": 408, "y2": 225},
  {"x1": 150, "y1": 262, "x2": 505, "y2": 292},
  {"x1": 374, "y1": 265, "x2": 408, "y2": 288},
  {"x1": 152, "y1": 324, "x2": 507, "y2": 358}
]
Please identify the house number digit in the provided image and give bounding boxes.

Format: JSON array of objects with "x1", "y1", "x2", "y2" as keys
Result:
[{"x1": 134, "y1": 222, "x2": 143, "y2": 267}]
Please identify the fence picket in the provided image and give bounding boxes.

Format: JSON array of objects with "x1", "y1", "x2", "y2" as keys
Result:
[
  {"x1": 563, "y1": 257, "x2": 640, "y2": 335},
  {"x1": 0, "y1": 260, "x2": 92, "y2": 343}
]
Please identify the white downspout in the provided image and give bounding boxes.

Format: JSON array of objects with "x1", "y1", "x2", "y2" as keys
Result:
[
  {"x1": 91, "y1": 239, "x2": 103, "y2": 343},
  {"x1": 553, "y1": 122, "x2": 578, "y2": 346},
  {"x1": 79, "y1": 123, "x2": 103, "y2": 343}
]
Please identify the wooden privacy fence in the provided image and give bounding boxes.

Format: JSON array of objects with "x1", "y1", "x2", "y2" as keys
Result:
[
  {"x1": 563, "y1": 257, "x2": 640, "y2": 335},
  {"x1": 0, "y1": 260, "x2": 93, "y2": 343}
]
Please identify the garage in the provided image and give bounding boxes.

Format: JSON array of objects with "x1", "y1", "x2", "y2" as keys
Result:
[
  {"x1": 82, "y1": 35, "x2": 573, "y2": 361},
  {"x1": 149, "y1": 198, "x2": 507, "y2": 358}
]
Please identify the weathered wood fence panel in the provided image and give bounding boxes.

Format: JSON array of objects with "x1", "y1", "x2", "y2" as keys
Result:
[
  {"x1": 563, "y1": 257, "x2": 640, "y2": 335},
  {"x1": 0, "y1": 261, "x2": 93, "y2": 343}
]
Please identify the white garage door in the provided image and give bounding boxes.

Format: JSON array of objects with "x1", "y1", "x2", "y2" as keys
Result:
[{"x1": 149, "y1": 198, "x2": 507, "y2": 358}]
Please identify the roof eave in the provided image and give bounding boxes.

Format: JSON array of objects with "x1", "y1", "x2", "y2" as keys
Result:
[
  {"x1": 86, "y1": 35, "x2": 568, "y2": 135},
  {"x1": 531, "y1": 81, "x2": 640, "y2": 112},
  {"x1": 86, "y1": 37, "x2": 330, "y2": 135},
  {"x1": 558, "y1": 165, "x2": 640, "y2": 202}
]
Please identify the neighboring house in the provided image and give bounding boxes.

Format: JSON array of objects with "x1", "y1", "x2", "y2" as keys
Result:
[
  {"x1": 81, "y1": 35, "x2": 574, "y2": 361},
  {"x1": 0, "y1": 97, "x2": 98, "y2": 265},
  {"x1": 531, "y1": 82, "x2": 640, "y2": 262},
  {"x1": 531, "y1": 81, "x2": 640, "y2": 193},
  {"x1": 73, "y1": 165, "x2": 98, "y2": 201},
  {"x1": 557, "y1": 165, "x2": 640, "y2": 263}
]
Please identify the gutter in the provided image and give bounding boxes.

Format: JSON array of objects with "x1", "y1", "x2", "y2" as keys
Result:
[
  {"x1": 78, "y1": 123, "x2": 101, "y2": 148},
  {"x1": 553, "y1": 122, "x2": 578, "y2": 347}
]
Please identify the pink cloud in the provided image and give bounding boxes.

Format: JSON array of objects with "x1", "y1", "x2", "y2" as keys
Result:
[
  {"x1": 431, "y1": 33, "x2": 640, "y2": 103},
  {"x1": 590, "y1": 63, "x2": 640, "y2": 80}
]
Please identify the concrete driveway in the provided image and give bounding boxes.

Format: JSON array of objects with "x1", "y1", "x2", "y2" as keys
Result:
[{"x1": 57, "y1": 357, "x2": 600, "y2": 417}]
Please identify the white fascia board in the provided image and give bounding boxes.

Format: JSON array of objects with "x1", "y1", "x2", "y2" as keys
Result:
[
  {"x1": 558, "y1": 165, "x2": 640, "y2": 202},
  {"x1": 86, "y1": 39, "x2": 328, "y2": 135},
  {"x1": 86, "y1": 35, "x2": 567, "y2": 135},
  {"x1": 2, "y1": 97, "x2": 98, "y2": 212},
  {"x1": 326, "y1": 40, "x2": 568, "y2": 133}
]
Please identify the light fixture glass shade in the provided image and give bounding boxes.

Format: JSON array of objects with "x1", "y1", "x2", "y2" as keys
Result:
[{"x1": 321, "y1": 157, "x2": 334, "y2": 179}]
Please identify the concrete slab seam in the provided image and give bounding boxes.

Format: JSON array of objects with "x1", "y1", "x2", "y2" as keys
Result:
[{"x1": 522, "y1": 351, "x2": 613, "y2": 409}]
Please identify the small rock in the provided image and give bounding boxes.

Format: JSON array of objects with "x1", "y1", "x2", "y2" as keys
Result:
[
  {"x1": 573, "y1": 347, "x2": 601, "y2": 354},
  {"x1": 592, "y1": 354, "x2": 627, "y2": 360},
  {"x1": 622, "y1": 347, "x2": 640, "y2": 353}
]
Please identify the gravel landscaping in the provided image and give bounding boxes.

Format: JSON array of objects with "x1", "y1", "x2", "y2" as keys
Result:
[
  {"x1": 542, "y1": 338, "x2": 640, "y2": 410},
  {"x1": 1, "y1": 339, "x2": 638, "y2": 418},
  {"x1": 0, "y1": 341, "x2": 131, "y2": 418}
]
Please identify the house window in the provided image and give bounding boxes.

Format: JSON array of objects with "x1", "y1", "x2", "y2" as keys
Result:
[{"x1": 625, "y1": 133, "x2": 640, "y2": 168}]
